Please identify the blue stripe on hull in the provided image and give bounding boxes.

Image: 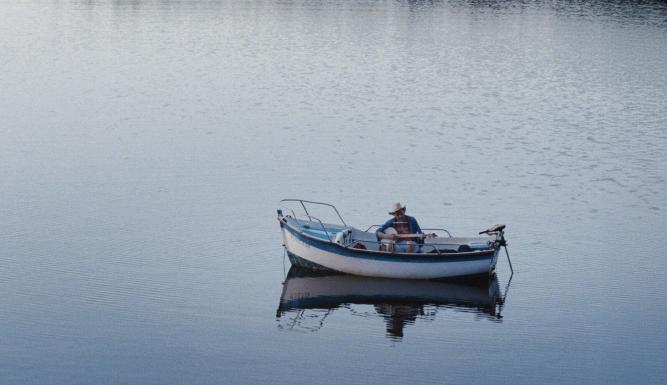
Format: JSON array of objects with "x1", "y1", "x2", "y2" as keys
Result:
[{"x1": 282, "y1": 220, "x2": 497, "y2": 264}]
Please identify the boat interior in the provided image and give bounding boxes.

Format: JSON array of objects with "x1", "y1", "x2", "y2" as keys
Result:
[{"x1": 283, "y1": 216, "x2": 496, "y2": 254}]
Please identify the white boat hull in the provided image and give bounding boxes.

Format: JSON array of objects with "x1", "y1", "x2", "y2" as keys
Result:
[{"x1": 281, "y1": 222, "x2": 499, "y2": 279}]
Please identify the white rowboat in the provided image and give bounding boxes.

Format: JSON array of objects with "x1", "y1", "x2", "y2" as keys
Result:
[{"x1": 278, "y1": 199, "x2": 509, "y2": 280}]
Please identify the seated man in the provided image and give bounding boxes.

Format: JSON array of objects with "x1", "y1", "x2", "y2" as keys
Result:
[{"x1": 376, "y1": 202, "x2": 423, "y2": 253}]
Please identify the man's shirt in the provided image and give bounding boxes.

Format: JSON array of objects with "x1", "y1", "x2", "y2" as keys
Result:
[{"x1": 376, "y1": 215, "x2": 422, "y2": 240}]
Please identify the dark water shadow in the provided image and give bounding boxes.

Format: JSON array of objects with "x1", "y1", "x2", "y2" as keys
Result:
[{"x1": 276, "y1": 266, "x2": 509, "y2": 340}]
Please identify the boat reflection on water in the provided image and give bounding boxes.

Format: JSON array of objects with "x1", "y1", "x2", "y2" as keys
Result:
[{"x1": 276, "y1": 266, "x2": 509, "y2": 340}]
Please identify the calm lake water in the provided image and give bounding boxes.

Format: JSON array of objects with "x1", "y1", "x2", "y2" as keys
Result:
[{"x1": 1, "y1": 0, "x2": 666, "y2": 384}]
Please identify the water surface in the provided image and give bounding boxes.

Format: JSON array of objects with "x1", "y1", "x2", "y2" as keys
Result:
[{"x1": 1, "y1": 1, "x2": 666, "y2": 384}]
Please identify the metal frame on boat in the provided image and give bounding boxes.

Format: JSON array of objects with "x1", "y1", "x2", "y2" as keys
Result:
[{"x1": 277, "y1": 199, "x2": 510, "y2": 279}]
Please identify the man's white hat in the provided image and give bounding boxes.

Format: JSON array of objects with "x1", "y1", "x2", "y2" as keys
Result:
[{"x1": 388, "y1": 202, "x2": 406, "y2": 215}]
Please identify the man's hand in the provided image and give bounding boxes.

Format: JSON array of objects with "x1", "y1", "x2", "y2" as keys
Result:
[{"x1": 380, "y1": 232, "x2": 396, "y2": 240}]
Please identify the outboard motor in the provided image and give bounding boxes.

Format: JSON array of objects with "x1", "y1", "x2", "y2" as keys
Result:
[
  {"x1": 479, "y1": 224, "x2": 512, "y2": 273},
  {"x1": 479, "y1": 224, "x2": 506, "y2": 245}
]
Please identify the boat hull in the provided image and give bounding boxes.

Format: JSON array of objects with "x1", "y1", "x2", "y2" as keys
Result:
[{"x1": 280, "y1": 220, "x2": 499, "y2": 279}]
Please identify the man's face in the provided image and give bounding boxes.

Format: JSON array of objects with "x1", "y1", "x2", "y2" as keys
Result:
[{"x1": 393, "y1": 209, "x2": 406, "y2": 219}]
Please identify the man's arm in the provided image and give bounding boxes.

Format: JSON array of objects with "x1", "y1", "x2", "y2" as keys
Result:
[
  {"x1": 411, "y1": 217, "x2": 422, "y2": 234},
  {"x1": 376, "y1": 219, "x2": 395, "y2": 240}
]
